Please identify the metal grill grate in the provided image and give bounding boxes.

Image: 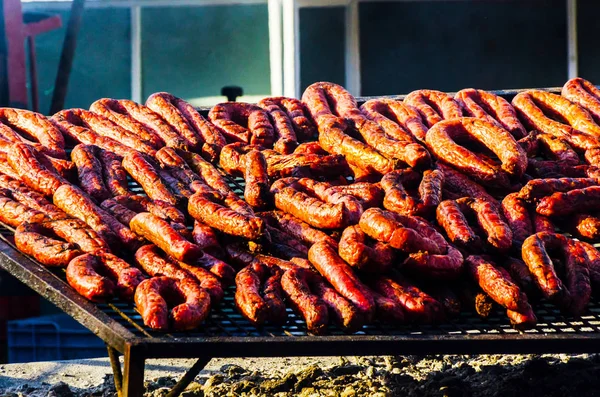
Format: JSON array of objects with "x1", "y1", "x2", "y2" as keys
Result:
[
  {"x1": 1, "y1": 168, "x2": 599, "y2": 341},
  {"x1": 0, "y1": 88, "x2": 599, "y2": 364}
]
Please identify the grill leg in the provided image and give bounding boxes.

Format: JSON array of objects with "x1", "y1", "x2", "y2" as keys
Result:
[
  {"x1": 165, "y1": 357, "x2": 211, "y2": 397},
  {"x1": 107, "y1": 346, "x2": 123, "y2": 397},
  {"x1": 123, "y1": 347, "x2": 145, "y2": 397}
]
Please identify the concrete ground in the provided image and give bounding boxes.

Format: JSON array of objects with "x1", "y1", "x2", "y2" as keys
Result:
[{"x1": 1, "y1": 353, "x2": 600, "y2": 396}]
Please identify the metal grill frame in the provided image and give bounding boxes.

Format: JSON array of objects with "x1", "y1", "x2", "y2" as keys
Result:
[{"x1": 3, "y1": 87, "x2": 600, "y2": 397}]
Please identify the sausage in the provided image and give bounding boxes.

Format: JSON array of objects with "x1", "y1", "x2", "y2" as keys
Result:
[
  {"x1": 188, "y1": 191, "x2": 264, "y2": 240},
  {"x1": 381, "y1": 169, "x2": 423, "y2": 216},
  {"x1": 436, "y1": 163, "x2": 499, "y2": 207},
  {"x1": 122, "y1": 152, "x2": 180, "y2": 206},
  {"x1": 518, "y1": 132, "x2": 540, "y2": 157},
  {"x1": 436, "y1": 200, "x2": 481, "y2": 248},
  {"x1": 51, "y1": 109, "x2": 155, "y2": 156},
  {"x1": 259, "y1": 97, "x2": 317, "y2": 142},
  {"x1": 155, "y1": 147, "x2": 202, "y2": 188},
  {"x1": 258, "y1": 97, "x2": 299, "y2": 154},
  {"x1": 281, "y1": 267, "x2": 329, "y2": 334},
  {"x1": 270, "y1": 179, "x2": 346, "y2": 229},
  {"x1": 513, "y1": 89, "x2": 600, "y2": 138},
  {"x1": 302, "y1": 82, "x2": 394, "y2": 174},
  {"x1": 177, "y1": 260, "x2": 225, "y2": 305},
  {"x1": 455, "y1": 88, "x2": 526, "y2": 139},
  {"x1": 338, "y1": 225, "x2": 394, "y2": 273},
  {"x1": 112, "y1": 194, "x2": 185, "y2": 225},
  {"x1": 234, "y1": 264, "x2": 269, "y2": 325},
  {"x1": 100, "y1": 199, "x2": 138, "y2": 225},
  {"x1": 134, "y1": 244, "x2": 221, "y2": 304},
  {"x1": 67, "y1": 252, "x2": 145, "y2": 301},
  {"x1": 90, "y1": 99, "x2": 165, "y2": 148},
  {"x1": 209, "y1": 102, "x2": 274, "y2": 147},
  {"x1": 71, "y1": 144, "x2": 111, "y2": 202},
  {"x1": 535, "y1": 132, "x2": 580, "y2": 165},
  {"x1": 381, "y1": 169, "x2": 442, "y2": 216},
  {"x1": 176, "y1": 150, "x2": 234, "y2": 197},
  {"x1": 423, "y1": 285, "x2": 461, "y2": 320},
  {"x1": 130, "y1": 212, "x2": 201, "y2": 262},
  {"x1": 93, "y1": 98, "x2": 189, "y2": 149},
  {"x1": 98, "y1": 150, "x2": 129, "y2": 197},
  {"x1": 0, "y1": 190, "x2": 43, "y2": 227},
  {"x1": 532, "y1": 213, "x2": 555, "y2": 234},
  {"x1": 562, "y1": 239, "x2": 592, "y2": 316},
  {"x1": 15, "y1": 216, "x2": 83, "y2": 267},
  {"x1": 147, "y1": 92, "x2": 226, "y2": 161},
  {"x1": 32, "y1": 152, "x2": 75, "y2": 181},
  {"x1": 294, "y1": 142, "x2": 327, "y2": 155},
  {"x1": 501, "y1": 193, "x2": 533, "y2": 246},
  {"x1": 466, "y1": 255, "x2": 530, "y2": 312},
  {"x1": 371, "y1": 288, "x2": 406, "y2": 324},
  {"x1": 243, "y1": 150, "x2": 270, "y2": 209},
  {"x1": 351, "y1": 111, "x2": 428, "y2": 169},
  {"x1": 512, "y1": 90, "x2": 600, "y2": 165},
  {"x1": 369, "y1": 274, "x2": 443, "y2": 323},
  {"x1": 258, "y1": 211, "x2": 338, "y2": 249},
  {"x1": 392, "y1": 213, "x2": 464, "y2": 279},
  {"x1": 507, "y1": 306, "x2": 538, "y2": 330},
  {"x1": 458, "y1": 197, "x2": 513, "y2": 252},
  {"x1": 358, "y1": 208, "x2": 443, "y2": 254},
  {"x1": 263, "y1": 151, "x2": 349, "y2": 179},
  {"x1": 145, "y1": 92, "x2": 203, "y2": 151},
  {"x1": 360, "y1": 97, "x2": 429, "y2": 143},
  {"x1": 0, "y1": 174, "x2": 56, "y2": 213},
  {"x1": 570, "y1": 213, "x2": 600, "y2": 240},
  {"x1": 261, "y1": 264, "x2": 287, "y2": 325},
  {"x1": 320, "y1": 96, "x2": 432, "y2": 169},
  {"x1": 404, "y1": 89, "x2": 462, "y2": 128},
  {"x1": 41, "y1": 216, "x2": 110, "y2": 254},
  {"x1": 521, "y1": 232, "x2": 568, "y2": 300},
  {"x1": 157, "y1": 167, "x2": 195, "y2": 199},
  {"x1": 135, "y1": 276, "x2": 210, "y2": 331},
  {"x1": 536, "y1": 186, "x2": 600, "y2": 216},
  {"x1": 517, "y1": 177, "x2": 598, "y2": 201},
  {"x1": 323, "y1": 183, "x2": 384, "y2": 209},
  {"x1": 308, "y1": 241, "x2": 375, "y2": 322},
  {"x1": 403, "y1": 244, "x2": 464, "y2": 280},
  {"x1": 235, "y1": 262, "x2": 286, "y2": 325},
  {"x1": 0, "y1": 108, "x2": 66, "y2": 158},
  {"x1": 309, "y1": 276, "x2": 363, "y2": 332},
  {"x1": 297, "y1": 178, "x2": 364, "y2": 225},
  {"x1": 562, "y1": 77, "x2": 600, "y2": 124},
  {"x1": 53, "y1": 184, "x2": 143, "y2": 251},
  {"x1": 425, "y1": 118, "x2": 527, "y2": 186},
  {"x1": 579, "y1": 241, "x2": 600, "y2": 291},
  {"x1": 265, "y1": 225, "x2": 309, "y2": 258},
  {"x1": 66, "y1": 254, "x2": 115, "y2": 302},
  {"x1": 503, "y1": 257, "x2": 536, "y2": 295},
  {"x1": 7, "y1": 143, "x2": 67, "y2": 196},
  {"x1": 0, "y1": 153, "x2": 23, "y2": 181}
]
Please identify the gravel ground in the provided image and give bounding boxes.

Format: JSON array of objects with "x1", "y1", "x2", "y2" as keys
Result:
[{"x1": 1, "y1": 354, "x2": 600, "y2": 396}]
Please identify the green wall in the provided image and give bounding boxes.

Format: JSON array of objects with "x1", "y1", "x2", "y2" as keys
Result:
[
  {"x1": 17, "y1": 1, "x2": 600, "y2": 112},
  {"x1": 141, "y1": 4, "x2": 271, "y2": 101},
  {"x1": 26, "y1": 7, "x2": 131, "y2": 114}
]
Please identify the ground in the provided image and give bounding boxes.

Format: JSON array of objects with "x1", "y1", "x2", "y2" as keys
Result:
[{"x1": 0, "y1": 354, "x2": 599, "y2": 396}]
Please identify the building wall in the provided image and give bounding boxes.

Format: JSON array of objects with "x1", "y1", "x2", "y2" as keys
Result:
[{"x1": 18, "y1": 0, "x2": 600, "y2": 114}]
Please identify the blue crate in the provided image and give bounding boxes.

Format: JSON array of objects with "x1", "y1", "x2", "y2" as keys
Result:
[{"x1": 7, "y1": 314, "x2": 106, "y2": 363}]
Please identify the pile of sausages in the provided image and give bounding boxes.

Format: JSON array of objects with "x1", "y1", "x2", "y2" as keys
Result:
[{"x1": 2, "y1": 78, "x2": 600, "y2": 333}]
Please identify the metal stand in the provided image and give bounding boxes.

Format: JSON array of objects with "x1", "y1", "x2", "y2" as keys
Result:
[{"x1": 107, "y1": 345, "x2": 210, "y2": 397}]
